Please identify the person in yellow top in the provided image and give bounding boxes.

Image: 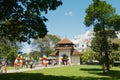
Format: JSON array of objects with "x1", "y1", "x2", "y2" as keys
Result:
[
  {"x1": 1, "y1": 61, "x2": 8, "y2": 73},
  {"x1": 19, "y1": 56, "x2": 23, "y2": 68},
  {"x1": 42, "y1": 55, "x2": 47, "y2": 67}
]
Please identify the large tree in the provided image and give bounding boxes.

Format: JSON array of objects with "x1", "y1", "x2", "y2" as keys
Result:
[
  {"x1": 84, "y1": 0, "x2": 120, "y2": 72},
  {"x1": 31, "y1": 34, "x2": 61, "y2": 56},
  {"x1": 0, "y1": 0, "x2": 62, "y2": 42}
]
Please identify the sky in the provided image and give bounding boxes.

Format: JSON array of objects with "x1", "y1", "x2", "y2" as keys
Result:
[
  {"x1": 45, "y1": 0, "x2": 120, "y2": 39},
  {"x1": 21, "y1": 0, "x2": 120, "y2": 53}
]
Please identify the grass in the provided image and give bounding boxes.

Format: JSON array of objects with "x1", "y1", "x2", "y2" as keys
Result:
[
  {"x1": 0, "y1": 65, "x2": 120, "y2": 80},
  {"x1": 7, "y1": 66, "x2": 15, "y2": 70}
]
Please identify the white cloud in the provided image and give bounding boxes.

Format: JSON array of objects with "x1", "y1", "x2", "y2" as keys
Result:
[
  {"x1": 21, "y1": 43, "x2": 32, "y2": 54},
  {"x1": 72, "y1": 30, "x2": 93, "y2": 40},
  {"x1": 64, "y1": 11, "x2": 73, "y2": 16},
  {"x1": 22, "y1": 47, "x2": 31, "y2": 53}
]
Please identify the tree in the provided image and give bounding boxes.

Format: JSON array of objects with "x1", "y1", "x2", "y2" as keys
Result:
[
  {"x1": 31, "y1": 34, "x2": 61, "y2": 56},
  {"x1": 0, "y1": 37, "x2": 18, "y2": 60},
  {"x1": 112, "y1": 48, "x2": 120, "y2": 61},
  {"x1": 84, "y1": 0, "x2": 120, "y2": 73},
  {"x1": 29, "y1": 51, "x2": 41, "y2": 60},
  {"x1": 22, "y1": 53, "x2": 28, "y2": 57},
  {"x1": 0, "y1": 0, "x2": 62, "y2": 43},
  {"x1": 81, "y1": 48, "x2": 96, "y2": 64},
  {"x1": 111, "y1": 39, "x2": 120, "y2": 61}
]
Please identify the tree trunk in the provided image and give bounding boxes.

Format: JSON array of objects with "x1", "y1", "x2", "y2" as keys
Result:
[
  {"x1": 102, "y1": 63, "x2": 106, "y2": 73},
  {"x1": 105, "y1": 53, "x2": 110, "y2": 71}
]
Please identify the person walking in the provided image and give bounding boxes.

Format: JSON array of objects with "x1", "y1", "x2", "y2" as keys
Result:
[
  {"x1": 1, "y1": 61, "x2": 8, "y2": 73},
  {"x1": 14, "y1": 58, "x2": 19, "y2": 70},
  {"x1": 0, "y1": 61, "x2": 3, "y2": 72},
  {"x1": 19, "y1": 56, "x2": 23, "y2": 68}
]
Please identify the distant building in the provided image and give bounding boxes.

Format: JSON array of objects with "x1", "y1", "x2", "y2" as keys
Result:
[
  {"x1": 72, "y1": 31, "x2": 120, "y2": 52},
  {"x1": 50, "y1": 38, "x2": 81, "y2": 65},
  {"x1": 71, "y1": 31, "x2": 93, "y2": 52}
]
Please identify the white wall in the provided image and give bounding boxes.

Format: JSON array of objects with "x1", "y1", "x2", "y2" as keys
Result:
[
  {"x1": 71, "y1": 55, "x2": 80, "y2": 65},
  {"x1": 58, "y1": 50, "x2": 71, "y2": 64},
  {"x1": 58, "y1": 50, "x2": 80, "y2": 65}
]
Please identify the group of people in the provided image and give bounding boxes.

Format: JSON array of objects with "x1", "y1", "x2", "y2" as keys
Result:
[
  {"x1": 60, "y1": 56, "x2": 70, "y2": 65},
  {"x1": 14, "y1": 56, "x2": 36, "y2": 69},
  {"x1": 14, "y1": 56, "x2": 23, "y2": 70},
  {"x1": 40, "y1": 55, "x2": 58, "y2": 67},
  {"x1": 0, "y1": 55, "x2": 59, "y2": 73}
]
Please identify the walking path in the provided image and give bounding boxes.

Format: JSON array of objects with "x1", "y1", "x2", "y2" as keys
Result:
[
  {"x1": 6, "y1": 65, "x2": 60, "y2": 73},
  {"x1": 7, "y1": 67, "x2": 44, "y2": 73}
]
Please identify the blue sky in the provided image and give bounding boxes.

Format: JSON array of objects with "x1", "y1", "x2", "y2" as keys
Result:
[
  {"x1": 21, "y1": 0, "x2": 120, "y2": 53},
  {"x1": 45, "y1": 0, "x2": 120, "y2": 39}
]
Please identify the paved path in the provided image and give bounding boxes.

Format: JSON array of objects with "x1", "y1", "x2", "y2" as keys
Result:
[
  {"x1": 6, "y1": 65, "x2": 59, "y2": 73},
  {"x1": 7, "y1": 67, "x2": 44, "y2": 73}
]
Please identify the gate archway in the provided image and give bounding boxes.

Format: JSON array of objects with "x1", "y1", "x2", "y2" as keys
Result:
[{"x1": 62, "y1": 54, "x2": 68, "y2": 65}]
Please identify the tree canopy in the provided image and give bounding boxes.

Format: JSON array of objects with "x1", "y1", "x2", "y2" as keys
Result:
[
  {"x1": 84, "y1": 0, "x2": 120, "y2": 72},
  {"x1": 81, "y1": 48, "x2": 96, "y2": 63},
  {"x1": 31, "y1": 34, "x2": 61, "y2": 55},
  {"x1": 0, "y1": 37, "x2": 18, "y2": 60},
  {"x1": 0, "y1": 0, "x2": 62, "y2": 42},
  {"x1": 111, "y1": 39, "x2": 120, "y2": 61}
]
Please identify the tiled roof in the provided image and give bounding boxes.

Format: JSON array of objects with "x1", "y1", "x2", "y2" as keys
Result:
[
  {"x1": 50, "y1": 49, "x2": 80, "y2": 56},
  {"x1": 49, "y1": 51, "x2": 58, "y2": 56},
  {"x1": 56, "y1": 47, "x2": 72, "y2": 50},
  {"x1": 72, "y1": 49, "x2": 81, "y2": 55},
  {"x1": 57, "y1": 38, "x2": 74, "y2": 45},
  {"x1": 49, "y1": 38, "x2": 80, "y2": 56}
]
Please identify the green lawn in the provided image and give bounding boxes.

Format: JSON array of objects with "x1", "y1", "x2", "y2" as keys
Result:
[
  {"x1": 0, "y1": 65, "x2": 120, "y2": 80},
  {"x1": 7, "y1": 66, "x2": 15, "y2": 70}
]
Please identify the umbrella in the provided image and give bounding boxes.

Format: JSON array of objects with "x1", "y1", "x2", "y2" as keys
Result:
[
  {"x1": 47, "y1": 56, "x2": 53, "y2": 60},
  {"x1": 47, "y1": 56, "x2": 56, "y2": 60}
]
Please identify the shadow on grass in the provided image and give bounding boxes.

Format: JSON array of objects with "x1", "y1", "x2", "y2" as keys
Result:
[
  {"x1": 81, "y1": 68, "x2": 120, "y2": 79},
  {"x1": 81, "y1": 68, "x2": 101, "y2": 72},
  {"x1": 0, "y1": 72, "x2": 111, "y2": 80},
  {"x1": 97, "y1": 70, "x2": 120, "y2": 78}
]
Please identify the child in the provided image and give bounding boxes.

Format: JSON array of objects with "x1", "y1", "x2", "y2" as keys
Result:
[
  {"x1": 1, "y1": 61, "x2": 8, "y2": 73},
  {"x1": 0, "y1": 61, "x2": 3, "y2": 73}
]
